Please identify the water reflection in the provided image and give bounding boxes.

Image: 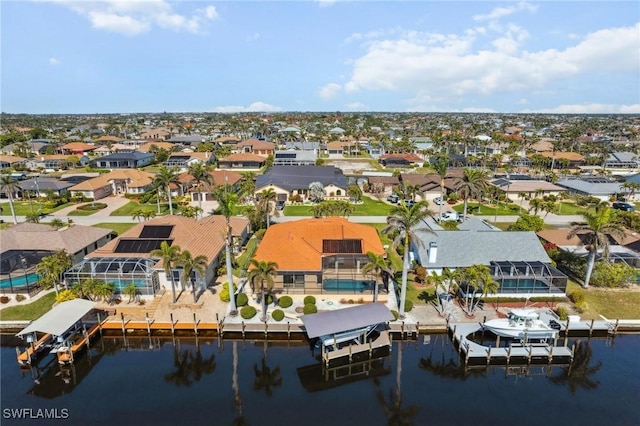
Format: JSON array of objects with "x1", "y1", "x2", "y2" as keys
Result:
[
  {"x1": 164, "y1": 337, "x2": 216, "y2": 387},
  {"x1": 549, "y1": 339, "x2": 602, "y2": 394},
  {"x1": 252, "y1": 341, "x2": 282, "y2": 397}
]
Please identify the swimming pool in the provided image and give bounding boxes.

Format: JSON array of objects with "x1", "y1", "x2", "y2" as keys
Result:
[
  {"x1": 0, "y1": 273, "x2": 40, "y2": 289},
  {"x1": 322, "y1": 278, "x2": 376, "y2": 292},
  {"x1": 499, "y1": 278, "x2": 550, "y2": 292}
]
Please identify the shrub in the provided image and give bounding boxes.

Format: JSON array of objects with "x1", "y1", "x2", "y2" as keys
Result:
[
  {"x1": 569, "y1": 290, "x2": 585, "y2": 305},
  {"x1": 303, "y1": 303, "x2": 317, "y2": 314},
  {"x1": 0, "y1": 296, "x2": 10, "y2": 304},
  {"x1": 303, "y1": 295, "x2": 316, "y2": 305},
  {"x1": 56, "y1": 290, "x2": 76, "y2": 303},
  {"x1": 390, "y1": 310, "x2": 399, "y2": 320},
  {"x1": 240, "y1": 305, "x2": 257, "y2": 319},
  {"x1": 404, "y1": 300, "x2": 414, "y2": 312},
  {"x1": 219, "y1": 282, "x2": 230, "y2": 302},
  {"x1": 236, "y1": 292, "x2": 248, "y2": 307},
  {"x1": 278, "y1": 295, "x2": 293, "y2": 308},
  {"x1": 556, "y1": 306, "x2": 569, "y2": 320},
  {"x1": 138, "y1": 299, "x2": 146, "y2": 306},
  {"x1": 272, "y1": 309, "x2": 285, "y2": 321},
  {"x1": 15, "y1": 294, "x2": 26, "y2": 302},
  {"x1": 77, "y1": 202, "x2": 108, "y2": 211}
]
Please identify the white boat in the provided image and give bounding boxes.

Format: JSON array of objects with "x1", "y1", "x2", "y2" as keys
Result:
[{"x1": 483, "y1": 309, "x2": 559, "y2": 340}]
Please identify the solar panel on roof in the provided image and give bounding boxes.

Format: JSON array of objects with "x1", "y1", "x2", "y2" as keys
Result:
[
  {"x1": 322, "y1": 239, "x2": 363, "y2": 254},
  {"x1": 115, "y1": 239, "x2": 171, "y2": 253},
  {"x1": 275, "y1": 153, "x2": 296, "y2": 159},
  {"x1": 139, "y1": 225, "x2": 174, "y2": 239}
]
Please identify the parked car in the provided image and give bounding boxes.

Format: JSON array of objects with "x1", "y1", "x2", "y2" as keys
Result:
[
  {"x1": 433, "y1": 197, "x2": 445, "y2": 205},
  {"x1": 403, "y1": 200, "x2": 415, "y2": 208},
  {"x1": 387, "y1": 194, "x2": 399, "y2": 203},
  {"x1": 436, "y1": 211, "x2": 462, "y2": 222},
  {"x1": 612, "y1": 201, "x2": 635, "y2": 212}
]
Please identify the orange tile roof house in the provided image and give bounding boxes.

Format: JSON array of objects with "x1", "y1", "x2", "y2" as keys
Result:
[
  {"x1": 69, "y1": 169, "x2": 155, "y2": 200},
  {"x1": 252, "y1": 217, "x2": 387, "y2": 299},
  {"x1": 60, "y1": 142, "x2": 98, "y2": 155},
  {"x1": 65, "y1": 215, "x2": 249, "y2": 297},
  {"x1": 217, "y1": 153, "x2": 266, "y2": 170},
  {"x1": 176, "y1": 170, "x2": 243, "y2": 202},
  {"x1": 234, "y1": 139, "x2": 275, "y2": 157}
]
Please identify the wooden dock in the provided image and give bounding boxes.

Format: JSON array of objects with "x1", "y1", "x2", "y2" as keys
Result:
[
  {"x1": 322, "y1": 330, "x2": 392, "y2": 366},
  {"x1": 57, "y1": 322, "x2": 104, "y2": 365},
  {"x1": 16, "y1": 333, "x2": 52, "y2": 366}
]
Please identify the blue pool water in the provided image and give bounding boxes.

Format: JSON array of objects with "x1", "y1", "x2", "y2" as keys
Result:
[
  {"x1": 499, "y1": 278, "x2": 550, "y2": 291},
  {"x1": 0, "y1": 273, "x2": 39, "y2": 289},
  {"x1": 322, "y1": 278, "x2": 375, "y2": 292}
]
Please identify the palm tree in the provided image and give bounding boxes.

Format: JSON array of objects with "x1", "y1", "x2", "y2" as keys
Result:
[
  {"x1": 376, "y1": 340, "x2": 419, "y2": 425},
  {"x1": 568, "y1": 207, "x2": 625, "y2": 288},
  {"x1": 549, "y1": 340, "x2": 602, "y2": 393},
  {"x1": 187, "y1": 162, "x2": 214, "y2": 218},
  {"x1": 362, "y1": 251, "x2": 394, "y2": 303},
  {"x1": 382, "y1": 201, "x2": 433, "y2": 316},
  {"x1": 153, "y1": 166, "x2": 179, "y2": 215},
  {"x1": 131, "y1": 208, "x2": 145, "y2": 222},
  {"x1": 457, "y1": 264, "x2": 498, "y2": 314},
  {"x1": 433, "y1": 157, "x2": 448, "y2": 219},
  {"x1": 177, "y1": 250, "x2": 208, "y2": 303},
  {"x1": 48, "y1": 218, "x2": 66, "y2": 230},
  {"x1": 252, "y1": 356, "x2": 282, "y2": 397},
  {"x1": 455, "y1": 168, "x2": 489, "y2": 219},
  {"x1": 0, "y1": 175, "x2": 20, "y2": 224},
  {"x1": 259, "y1": 188, "x2": 278, "y2": 228},
  {"x1": 150, "y1": 241, "x2": 182, "y2": 303},
  {"x1": 247, "y1": 259, "x2": 278, "y2": 322},
  {"x1": 210, "y1": 184, "x2": 239, "y2": 314},
  {"x1": 123, "y1": 283, "x2": 138, "y2": 303}
]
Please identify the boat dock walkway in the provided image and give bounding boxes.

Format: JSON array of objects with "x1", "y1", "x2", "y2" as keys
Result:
[
  {"x1": 57, "y1": 322, "x2": 103, "y2": 365},
  {"x1": 323, "y1": 331, "x2": 391, "y2": 365}
]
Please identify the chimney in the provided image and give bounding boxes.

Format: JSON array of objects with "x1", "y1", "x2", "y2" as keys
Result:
[{"x1": 428, "y1": 241, "x2": 438, "y2": 264}]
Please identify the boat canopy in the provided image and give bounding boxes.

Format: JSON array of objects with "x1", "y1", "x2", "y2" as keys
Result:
[
  {"x1": 16, "y1": 299, "x2": 97, "y2": 337},
  {"x1": 300, "y1": 303, "x2": 393, "y2": 339},
  {"x1": 509, "y1": 308, "x2": 539, "y2": 320}
]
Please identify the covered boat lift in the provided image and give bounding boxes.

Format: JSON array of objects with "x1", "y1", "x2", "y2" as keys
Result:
[
  {"x1": 16, "y1": 299, "x2": 98, "y2": 365},
  {"x1": 301, "y1": 303, "x2": 394, "y2": 365}
]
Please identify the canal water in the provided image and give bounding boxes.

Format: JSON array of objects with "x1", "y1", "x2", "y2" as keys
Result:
[{"x1": 1, "y1": 333, "x2": 639, "y2": 426}]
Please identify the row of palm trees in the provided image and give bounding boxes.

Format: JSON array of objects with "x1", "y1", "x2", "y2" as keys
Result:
[{"x1": 150, "y1": 241, "x2": 208, "y2": 304}]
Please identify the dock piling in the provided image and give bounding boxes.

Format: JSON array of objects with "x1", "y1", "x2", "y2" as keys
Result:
[
  {"x1": 97, "y1": 313, "x2": 102, "y2": 336},
  {"x1": 120, "y1": 313, "x2": 126, "y2": 336},
  {"x1": 194, "y1": 313, "x2": 198, "y2": 336},
  {"x1": 170, "y1": 313, "x2": 175, "y2": 336},
  {"x1": 486, "y1": 346, "x2": 491, "y2": 365},
  {"x1": 589, "y1": 319, "x2": 595, "y2": 337},
  {"x1": 145, "y1": 313, "x2": 151, "y2": 337},
  {"x1": 241, "y1": 321, "x2": 246, "y2": 339}
]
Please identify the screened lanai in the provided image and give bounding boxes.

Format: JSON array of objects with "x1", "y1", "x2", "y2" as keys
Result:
[
  {"x1": 64, "y1": 257, "x2": 160, "y2": 296},
  {"x1": 490, "y1": 261, "x2": 567, "y2": 294}
]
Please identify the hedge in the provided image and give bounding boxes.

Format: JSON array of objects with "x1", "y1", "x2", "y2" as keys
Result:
[
  {"x1": 236, "y1": 292, "x2": 248, "y2": 307},
  {"x1": 219, "y1": 282, "x2": 230, "y2": 302},
  {"x1": 272, "y1": 309, "x2": 285, "y2": 322},
  {"x1": 303, "y1": 303, "x2": 317, "y2": 314},
  {"x1": 278, "y1": 295, "x2": 293, "y2": 308},
  {"x1": 390, "y1": 310, "x2": 399, "y2": 321},
  {"x1": 303, "y1": 295, "x2": 316, "y2": 305},
  {"x1": 240, "y1": 306, "x2": 257, "y2": 319},
  {"x1": 77, "y1": 202, "x2": 107, "y2": 211},
  {"x1": 404, "y1": 300, "x2": 413, "y2": 312}
]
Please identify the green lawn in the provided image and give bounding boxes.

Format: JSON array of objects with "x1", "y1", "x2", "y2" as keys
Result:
[
  {"x1": 109, "y1": 201, "x2": 170, "y2": 217},
  {"x1": 93, "y1": 222, "x2": 137, "y2": 236},
  {"x1": 555, "y1": 202, "x2": 590, "y2": 215},
  {"x1": 452, "y1": 202, "x2": 524, "y2": 216},
  {"x1": 283, "y1": 196, "x2": 393, "y2": 216},
  {"x1": 0, "y1": 292, "x2": 56, "y2": 321},
  {"x1": 7, "y1": 201, "x2": 75, "y2": 216},
  {"x1": 566, "y1": 281, "x2": 640, "y2": 320}
]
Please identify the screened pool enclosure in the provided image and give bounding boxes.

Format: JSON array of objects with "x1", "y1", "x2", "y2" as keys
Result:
[{"x1": 490, "y1": 261, "x2": 567, "y2": 294}]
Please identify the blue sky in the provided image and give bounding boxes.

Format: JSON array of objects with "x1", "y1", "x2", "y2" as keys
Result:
[{"x1": 1, "y1": 1, "x2": 639, "y2": 114}]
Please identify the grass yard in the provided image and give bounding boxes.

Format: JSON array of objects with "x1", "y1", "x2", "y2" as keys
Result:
[
  {"x1": 452, "y1": 202, "x2": 524, "y2": 216},
  {"x1": 93, "y1": 222, "x2": 137, "y2": 236},
  {"x1": 110, "y1": 201, "x2": 170, "y2": 217},
  {"x1": 283, "y1": 196, "x2": 393, "y2": 216},
  {"x1": 6, "y1": 201, "x2": 75, "y2": 216},
  {"x1": 0, "y1": 292, "x2": 57, "y2": 321},
  {"x1": 566, "y1": 281, "x2": 640, "y2": 320},
  {"x1": 555, "y1": 202, "x2": 590, "y2": 215}
]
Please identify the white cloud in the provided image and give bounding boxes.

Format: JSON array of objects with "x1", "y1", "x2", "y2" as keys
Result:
[
  {"x1": 49, "y1": 57, "x2": 60, "y2": 65},
  {"x1": 212, "y1": 102, "x2": 282, "y2": 113},
  {"x1": 345, "y1": 102, "x2": 367, "y2": 110},
  {"x1": 246, "y1": 33, "x2": 261, "y2": 42},
  {"x1": 521, "y1": 103, "x2": 640, "y2": 114},
  {"x1": 318, "y1": 83, "x2": 342, "y2": 100},
  {"x1": 473, "y1": 2, "x2": 537, "y2": 22},
  {"x1": 45, "y1": 0, "x2": 219, "y2": 35},
  {"x1": 316, "y1": 0, "x2": 338, "y2": 8},
  {"x1": 340, "y1": 22, "x2": 639, "y2": 107}
]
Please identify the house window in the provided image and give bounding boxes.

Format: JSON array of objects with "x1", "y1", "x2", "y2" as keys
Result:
[
  {"x1": 283, "y1": 274, "x2": 305, "y2": 288},
  {"x1": 336, "y1": 190, "x2": 342, "y2": 196}
]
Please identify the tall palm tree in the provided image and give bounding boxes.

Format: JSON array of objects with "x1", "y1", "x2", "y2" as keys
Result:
[
  {"x1": 177, "y1": 250, "x2": 208, "y2": 303},
  {"x1": 455, "y1": 168, "x2": 489, "y2": 219},
  {"x1": 36, "y1": 249, "x2": 71, "y2": 296},
  {"x1": 211, "y1": 184, "x2": 239, "y2": 314},
  {"x1": 0, "y1": 175, "x2": 20, "y2": 224},
  {"x1": 259, "y1": 188, "x2": 278, "y2": 228},
  {"x1": 433, "y1": 157, "x2": 448, "y2": 219},
  {"x1": 48, "y1": 218, "x2": 66, "y2": 230},
  {"x1": 187, "y1": 162, "x2": 214, "y2": 218},
  {"x1": 247, "y1": 259, "x2": 278, "y2": 322},
  {"x1": 382, "y1": 201, "x2": 433, "y2": 316},
  {"x1": 154, "y1": 166, "x2": 179, "y2": 215},
  {"x1": 568, "y1": 207, "x2": 625, "y2": 288},
  {"x1": 362, "y1": 251, "x2": 394, "y2": 303},
  {"x1": 151, "y1": 241, "x2": 182, "y2": 303},
  {"x1": 252, "y1": 357, "x2": 282, "y2": 397}
]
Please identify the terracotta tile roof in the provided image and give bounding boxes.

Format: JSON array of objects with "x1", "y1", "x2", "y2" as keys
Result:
[
  {"x1": 168, "y1": 152, "x2": 212, "y2": 161},
  {"x1": 236, "y1": 139, "x2": 276, "y2": 150},
  {"x1": 0, "y1": 223, "x2": 112, "y2": 253},
  {"x1": 88, "y1": 215, "x2": 249, "y2": 268},
  {"x1": 538, "y1": 228, "x2": 640, "y2": 248},
  {"x1": 539, "y1": 152, "x2": 585, "y2": 161},
  {"x1": 61, "y1": 142, "x2": 97, "y2": 151},
  {"x1": 137, "y1": 142, "x2": 174, "y2": 152},
  {"x1": 0, "y1": 155, "x2": 27, "y2": 163},
  {"x1": 94, "y1": 136, "x2": 123, "y2": 143},
  {"x1": 69, "y1": 169, "x2": 155, "y2": 191},
  {"x1": 379, "y1": 153, "x2": 423, "y2": 163},
  {"x1": 176, "y1": 169, "x2": 242, "y2": 186},
  {"x1": 253, "y1": 217, "x2": 385, "y2": 271}
]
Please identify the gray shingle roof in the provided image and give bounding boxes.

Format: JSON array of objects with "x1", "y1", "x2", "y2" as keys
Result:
[
  {"x1": 413, "y1": 229, "x2": 551, "y2": 269},
  {"x1": 556, "y1": 179, "x2": 623, "y2": 196},
  {"x1": 256, "y1": 165, "x2": 347, "y2": 191},
  {"x1": 0, "y1": 223, "x2": 112, "y2": 253}
]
